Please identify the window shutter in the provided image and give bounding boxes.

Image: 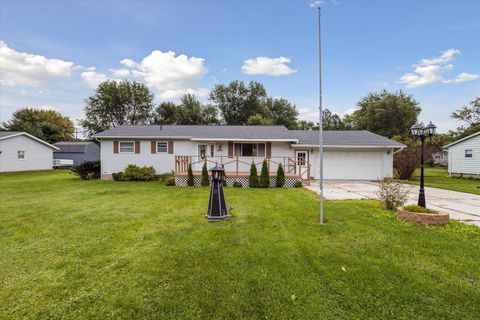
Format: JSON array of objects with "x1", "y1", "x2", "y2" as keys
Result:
[
  {"x1": 151, "y1": 140, "x2": 156, "y2": 154},
  {"x1": 168, "y1": 141, "x2": 174, "y2": 154},
  {"x1": 113, "y1": 141, "x2": 119, "y2": 154},
  {"x1": 266, "y1": 142, "x2": 272, "y2": 158},
  {"x1": 228, "y1": 142, "x2": 233, "y2": 158},
  {"x1": 135, "y1": 141, "x2": 140, "y2": 154}
]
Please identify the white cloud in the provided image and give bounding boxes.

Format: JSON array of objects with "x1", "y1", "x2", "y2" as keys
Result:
[
  {"x1": 81, "y1": 67, "x2": 109, "y2": 88},
  {"x1": 443, "y1": 72, "x2": 480, "y2": 84},
  {"x1": 0, "y1": 41, "x2": 74, "y2": 86},
  {"x1": 120, "y1": 50, "x2": 207, "y2": 92},
  {"x1": 159, "y1": 88, "x2": 210, "y2": 100},
  {"x1": 110, "y1": 68, "x2": 131, "y2": 78},
  {"x1": 241, "y1": 56, "x2": 297, "y2": 76},
  {"x1": 399, "y1": 49, "x2": 479, "y2": 88}
]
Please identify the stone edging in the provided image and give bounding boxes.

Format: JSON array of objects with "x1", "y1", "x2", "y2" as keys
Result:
[{"x1": 397, "y1": 207, "x2": 449, "y2": 225}]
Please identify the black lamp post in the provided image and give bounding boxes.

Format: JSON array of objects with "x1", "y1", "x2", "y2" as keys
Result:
[
  {"x1": 410, "y1": 121, "x2": 436, "y2": 208},
  {"x1": 206, "y1": 164, "x2": 230, "y2": 221}
]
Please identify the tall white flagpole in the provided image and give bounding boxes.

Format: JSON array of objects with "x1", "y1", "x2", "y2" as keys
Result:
[{"x1": 318, "y1": 5, "x2": 324, "y2": 224}]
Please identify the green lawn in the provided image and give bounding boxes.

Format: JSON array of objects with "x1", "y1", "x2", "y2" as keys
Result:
[
  {"x1": 400, "y1": 167, "x2": 480, "y2": 195},
  {"x1": 1, "y1": 171, "x2": 479, "y2": 319}
]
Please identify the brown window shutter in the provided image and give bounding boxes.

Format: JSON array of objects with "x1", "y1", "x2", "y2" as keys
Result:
[
  {"x1": 135, "y1": 141, "x2": 140, "y2": 154},
  {"x1": 168, "y1": 141, "x2": 174, "y2": 154},
  {"x1": 228, "y1": 141, "x2": 233, "y2": 158},
  {"x1": 113, "y1": 141, "x2": 119, "y2": 154},
  {"x1": 266, "y1": 142, "x2": 272, "y2": 158},
  {"x1": 151, "y1": 140, "x2": 156, "y2": 154}
]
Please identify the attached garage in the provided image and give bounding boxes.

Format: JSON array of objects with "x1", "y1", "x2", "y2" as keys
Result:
[{"x1": 291, "y1": 131, "x2": 404, "y2": 180}]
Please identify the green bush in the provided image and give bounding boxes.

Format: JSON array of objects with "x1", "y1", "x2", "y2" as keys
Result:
[
  {"x1": 157, "y1": 171, "x2": 174, "y2": 183},
  {"x1": 165, "y1": 176, "x2": 175, "y2": 186},
  {"x1": 275, "y1": 163, "x2": 285, "y2": 187},
  {"x1": 293, "y1": 180, "x2": 303, "y2": 188},
  {"x1": 259, "y1": 160, "x2": 270, "y2": 188},
  {"x1": 402, "y1": 205, "x2": 437, "y2": 214},
  {"x1": 112, "y1": 172, "x2": 124, "y2": 181},
  {"x1": 123, "y1": 164, "x2": 157, "y2": 181},
  {"x1": 232, "y1": 180, "x2": 243, "y2": 188},
  {"x1": 187, "y1": 164, "x2": 194, "y2": 186},
  {"x1": 201, "y1": 162, "x2": 210, "y2": 186},
  {"x1": 249, "y1": 162, "x2": 259, "y2": 188},
  {"x1": 71, "y1": 160, "x2": 101, "y2": 180}
]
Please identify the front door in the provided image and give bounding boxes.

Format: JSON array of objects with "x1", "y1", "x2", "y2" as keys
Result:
[
  {"x1": 295, "y1": 150, "x2": 309, "y2": 179},
  {"x1": 198, "y1": 144, "x2": 215, "y2": 159}
]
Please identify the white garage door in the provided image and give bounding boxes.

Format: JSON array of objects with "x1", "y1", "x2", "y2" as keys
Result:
[{"x1": 324, "y1": 151, "x2": 385, "y2": 180}]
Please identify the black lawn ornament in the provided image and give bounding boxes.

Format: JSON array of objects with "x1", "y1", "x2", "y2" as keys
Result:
[{"x1": 206, "y1": 164, "x2": 231, "y2": 221}]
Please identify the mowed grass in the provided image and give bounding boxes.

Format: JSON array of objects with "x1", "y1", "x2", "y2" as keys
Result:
[
  {"x1": 1, "y1": 171, "x2": 479, "y2": 319},
  {"x1": 401, "y1": 167, "x2": 480, "y2": 195}
]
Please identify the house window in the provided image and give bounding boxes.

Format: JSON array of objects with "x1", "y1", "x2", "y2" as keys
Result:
[
  {"x1": 234, "y1": 143, "x2": 265, "y2": 157},
  {"x1": 465, "y1": 149, "x2": 473, "y2": 158},
  {"x1": 17, "y1": 150, "x2": 25, "y2": 160},
  {"x1": 119, "y1": 141, "x2": 134, "y2": 153},
  {"x1": 157, "y1": 141, "x2": 168, "y2": 153}
]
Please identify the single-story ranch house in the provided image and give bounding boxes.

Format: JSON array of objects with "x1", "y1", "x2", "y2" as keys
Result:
[
  {"x1": 0, "y1": 132, "x2": 59, "y2": 173},
  {"x1": 444, "y1": 131, "x2": 480, "y2": 178},
  {"x1": 93, "y1": 125, "x2": 404, "y2": 185},
  {"x1": 53, "y1": 141, "x2": 100, "y2": 165}
]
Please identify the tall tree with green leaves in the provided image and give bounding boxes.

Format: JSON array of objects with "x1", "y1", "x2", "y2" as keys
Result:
[
  {"x1": 262, "y1": 98, "x2": 299, "y2": 129},
  {"x1": 2, "y1": 108, "x2": 74, "y2": 143},
  {"x1": 450, "y1": 97, "x2": 480, "y2": 139},
  {"x1": 80, "y1": 80, "x2": 154, "y2": 136},
  {"x1": 209, "y1": 80, "x2": 268, "y2": 124},
  {"x1": 176, "y1": 93, "x2": 203, "y2": 125},
  {"x1": 153, "y1": 102, "x2": 178, "y2": 125},
  {"x1": 259, "y1": 160, "x2": 270, "y2": 188},
  {"x1": 322, "y1": 109, "x2": 344, "y2": 130},
  {"x1": 347, "y1": 90, "x2": 421, "y2": 138},
  {"x1": 246, "y1": 114, "x2": 274, "y2": 125}
]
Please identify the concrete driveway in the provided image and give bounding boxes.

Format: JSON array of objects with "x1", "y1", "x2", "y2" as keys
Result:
[{"x1": 306, "y1": 180, "x2": 480, "y2": 227}]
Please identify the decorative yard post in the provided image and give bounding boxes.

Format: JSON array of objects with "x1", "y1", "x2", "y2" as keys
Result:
[
  {"x1": 206, "y1": 164, "x2": 230, "y2": 221},
  {"x1": 410, "y1": 121, "x2": 436, "y2": 208}
]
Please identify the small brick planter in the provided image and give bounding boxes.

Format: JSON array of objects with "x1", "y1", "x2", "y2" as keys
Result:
[{"x1": 397, "y1": 207, "x2": 449, "y2": 226}]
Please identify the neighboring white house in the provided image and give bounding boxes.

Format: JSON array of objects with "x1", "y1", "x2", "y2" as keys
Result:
[
  {"x1": 444, "y1": 131, "x2": 480, "y2": 178},
  {"x1": 93, "y1": 125, "x2": 404, "y2": 184},
  {"x1": 0, "y1": 132, "x2": 59, "y2": 173}
]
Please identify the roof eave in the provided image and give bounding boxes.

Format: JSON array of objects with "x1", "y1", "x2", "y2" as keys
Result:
[{"x1": 443, "y1": 131, "x2": 480, "y2": 149}]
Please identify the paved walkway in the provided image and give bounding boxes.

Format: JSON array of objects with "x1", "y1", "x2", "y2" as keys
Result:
[{"x1": 306, "y1": 180, "x2": 480, "y2": 227}]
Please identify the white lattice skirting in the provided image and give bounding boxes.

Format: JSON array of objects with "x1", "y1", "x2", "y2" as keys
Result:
[{"x1": 174, "y1": 176, "x2": 300, "y2": 187}]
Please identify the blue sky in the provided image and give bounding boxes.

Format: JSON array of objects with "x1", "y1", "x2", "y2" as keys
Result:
[{"x1": 1, "y1": 0, "x2": 479, "y2": 133}]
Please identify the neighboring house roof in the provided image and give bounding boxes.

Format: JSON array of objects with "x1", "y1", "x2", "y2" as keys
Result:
[
  {"x1": 291, "y1": 130, "x2": 405, "y2": 148},
  {"x1": 92, "y1": 125, "x2": 404, "y2": 148},
  {"x1": 93, "y1": 125, "x2": 298, "y2": 142},
  {"x1": 53, "y1": 142, "x2": 93, "y2": 153},
  {"x1": 443, "y1": 131, "x2": 480, "y2": 148},
  {"x1": 0, "y1": 131, "x2": 59, "y2": 150}
]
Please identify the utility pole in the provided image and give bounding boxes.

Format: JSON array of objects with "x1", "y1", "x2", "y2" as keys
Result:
[{"x1": 318, "y1": 5, "x2": 324, "y2": 224}]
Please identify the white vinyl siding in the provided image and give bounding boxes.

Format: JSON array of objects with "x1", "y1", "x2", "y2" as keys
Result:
[
  {"x1": 0, "y1": 135, "x2": 54, "y2": 172},
  {"x1": 447, "y1": 134, "x2": 480, "y2": 175}
]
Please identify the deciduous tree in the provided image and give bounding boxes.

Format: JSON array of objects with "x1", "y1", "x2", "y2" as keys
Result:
[
  {"x1": 2, "y1": 108, "x2": 74, "y2": 143},
  {"x1": 80, "y1": 80, "x2": 154, "y2": 136}
]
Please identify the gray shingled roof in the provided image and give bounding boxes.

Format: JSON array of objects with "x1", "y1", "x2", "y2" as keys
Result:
[
  {"x1": 93, "y1": 125, "x2": 296, "y2": 140},
  {"x1": 291, "y1": 130, "x2": 405, "y2": 147},
  {"x1": 0, "y1": 131, "x2": 21, "y2": 138},
  {"x1": 92, "y1": 125, "x2": 404, "y2": 147},
  {"x1": 53, "y1": 142, "x2": 91, "y2": 153}
]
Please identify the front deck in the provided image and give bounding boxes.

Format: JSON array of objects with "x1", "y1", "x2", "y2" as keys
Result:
[{"x1": 174, "y1": 156, "x2": 311, "y2": 186}]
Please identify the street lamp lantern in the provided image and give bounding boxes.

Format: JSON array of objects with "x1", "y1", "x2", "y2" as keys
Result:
[
  {"x1": 425, "y1": 121, "x2": 437, "y2": 138},
  {"x1": 411, "y1": 120, "x2": 436, "y2": 208}
]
